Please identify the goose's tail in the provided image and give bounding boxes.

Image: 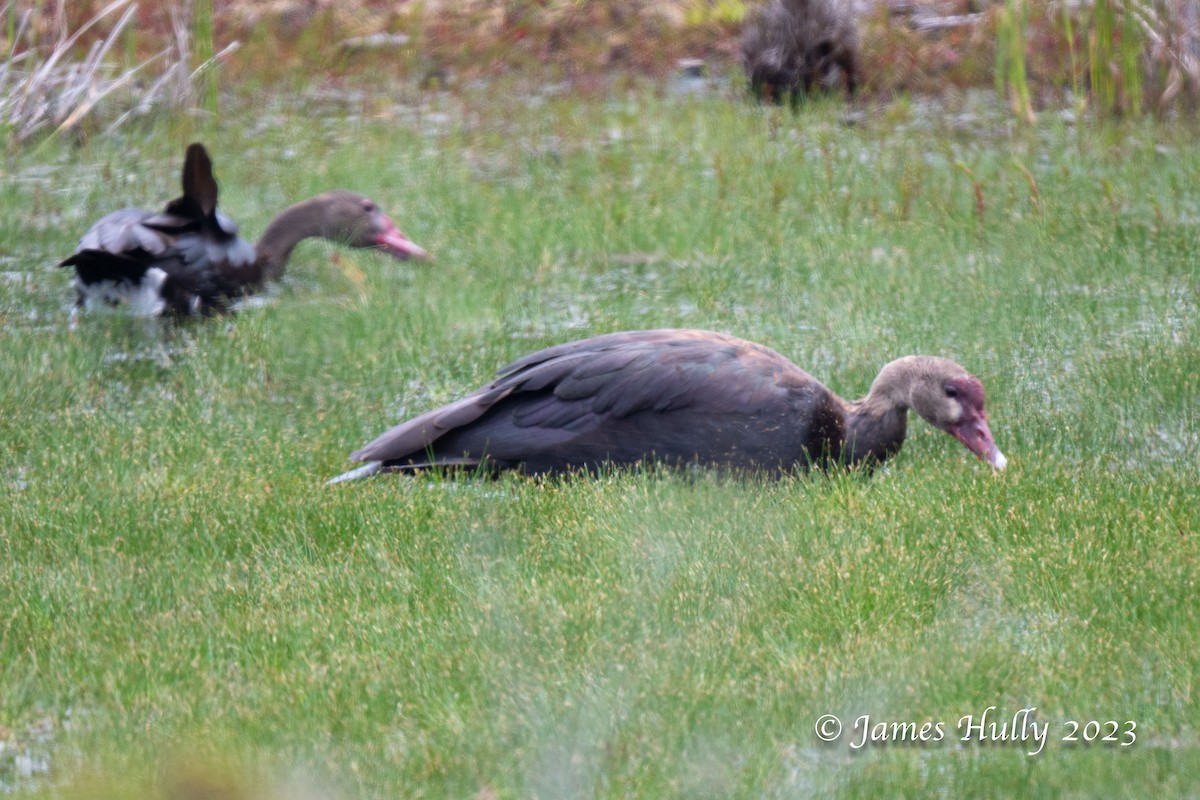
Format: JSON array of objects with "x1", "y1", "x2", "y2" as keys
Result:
[{"x1": 61, "y1": 251, "x2": 200, "y2": 316}]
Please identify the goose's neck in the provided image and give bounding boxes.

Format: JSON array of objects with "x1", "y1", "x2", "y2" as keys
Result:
[
  {"x1": 843, "y1": 357, "x2": 919, "y2": 466},
  {"x1": 253, "y1": 197, "x2": 328, "y2": 282}
]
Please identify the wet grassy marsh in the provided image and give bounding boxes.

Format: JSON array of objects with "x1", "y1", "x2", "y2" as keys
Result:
[{"x1": 1, "y1": 84, "x2": 1198, "y2": 797}]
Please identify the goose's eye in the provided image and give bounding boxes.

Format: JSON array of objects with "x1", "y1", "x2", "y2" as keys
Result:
[
  {"x1": 361, "y1": 200, "x2": 376, "y2": 213},
  {"x1": 944, "y1": 384, "x2": 958, "y2": 398}
]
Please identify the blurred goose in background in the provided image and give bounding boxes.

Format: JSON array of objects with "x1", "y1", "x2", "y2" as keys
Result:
[
  {"x1": 742, "y1": 0, "x2": 862, "y2": 104},
  {"x1": 61, "y1": 142, "x2": 427, "y2": 317},
  {"x1": 328, "y1": 328, "x2": 1006, "y2": 483}
]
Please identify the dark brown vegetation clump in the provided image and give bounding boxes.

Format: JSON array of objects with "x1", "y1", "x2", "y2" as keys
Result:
[{"x1": 741, "y1": 0, "x2": 862, "y2": 105}]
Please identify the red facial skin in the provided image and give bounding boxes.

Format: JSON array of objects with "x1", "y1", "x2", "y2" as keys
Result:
[{"x1": 946, "y1": 376, "x2": 1007, "y2": 469}]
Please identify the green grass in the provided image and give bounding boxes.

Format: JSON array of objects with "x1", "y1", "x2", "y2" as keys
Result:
[{"x1": 1, "y1": 81, "x2": 1198, "y2": 797}]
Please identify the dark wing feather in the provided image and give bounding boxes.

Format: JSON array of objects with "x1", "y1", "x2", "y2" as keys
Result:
[
  {"x1": 59, "y1": 248, "x2": 153, "y2": 285},
  {"x1": 494, "y1": 328, "x2": 722, "y2": 378},
  {"x1": 60, "y1": 207, "x2": 167, "y2": 287},
  {"x1": 351, "y1": 329, "x2": 848, "y2": 474},
  {"x1": 164, "y1": 142, "x2": 218, "y2": 219},
  {"x1": 511, "y1": 394, "x2": 594, "y2": 429},
  {"x1": 73, "y1": 208, "x2": 165, "y2": 255},
  {"x1": 184, "y1": 143, "x2": 218, "y2": 215},
  {"x1": 350, "y1": 385, "x2": 513, "y2": 463}
]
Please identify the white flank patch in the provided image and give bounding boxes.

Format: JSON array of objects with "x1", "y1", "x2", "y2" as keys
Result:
[{"x1": 78, "y1": 268, "x2": 168, "y2": 317}]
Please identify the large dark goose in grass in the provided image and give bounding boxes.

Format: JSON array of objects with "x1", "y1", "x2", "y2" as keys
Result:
[
  {"x1": 60, "y1": 143, "x2": 427, "y2": 316},
  {"x1": 328, "y1": 329, "x2": 1007, "y2": 483}
]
